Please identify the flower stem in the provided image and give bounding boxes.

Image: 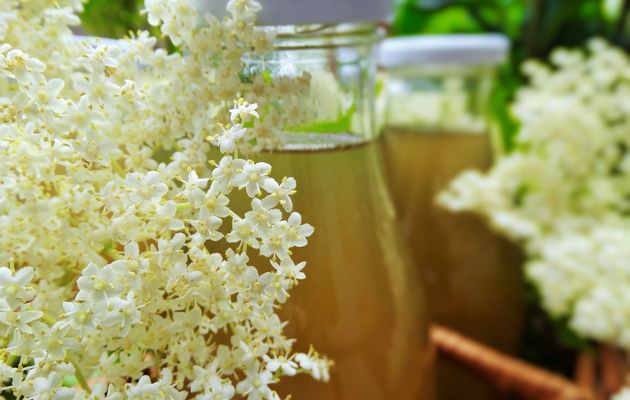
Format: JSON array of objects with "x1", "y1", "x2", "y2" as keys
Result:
[
  {"x1": 40, "y1": 314, "x2": 90, "y2": 392},
  {"x1": 176, "y1": 202, "x2": 192, "y2": 210},
  {"x1": 41, "y1": 313, "x2": 56, "y2": 326},
  {"x1": 68, "y1": 353, "x2": 90, "y2": 392},
  {"x1": 110, "y1": 158, "x2": 126, "y2": 178},
  {"x1": 102, "y1": 245, "x2": 122, "y2": 261}
]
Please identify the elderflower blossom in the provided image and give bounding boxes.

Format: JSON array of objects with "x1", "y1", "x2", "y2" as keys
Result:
[
  {"x1": 615, "y1": 388, "x2": 630, "y2": 400},
  {"x1": 0, "y1": 0, "x2": 330, "y2": 399},
  {"x1": 439, "y1": 39, "x2": 630, "y2": 348}
]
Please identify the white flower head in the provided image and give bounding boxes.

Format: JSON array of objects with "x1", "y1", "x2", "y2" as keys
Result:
[
  {"x1": 441, "y1": 39, "x2": 630, "y2": 350},
  {"x1": 0, "y1": 267, "x2": 36, "y2": 308},
  {"x1": 229, "y1": 98, "x2": 259, "y2": 123},
  {"x1": 0, "y1": 1, "x2": 329, "y2": 398},
  {"x1": 233, "y1": 160, "x2": 272, "y2": 197},
  {"x1": 214, "y1": 123, "x2": 247, "y2": 154}
]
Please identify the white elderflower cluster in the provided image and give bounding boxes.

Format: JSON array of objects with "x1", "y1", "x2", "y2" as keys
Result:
[
  {"x1": 0, "y1": 0, "x2": 329, "y2": 399},
  {"x1": 439, "y1": 39, "x2": 630, "y2": 348}
]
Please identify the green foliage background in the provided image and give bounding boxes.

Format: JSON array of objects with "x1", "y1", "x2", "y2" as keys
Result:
[
  {"x1": 392, "y1": 0, "x2": 630, "y2": 151},
  {"x1": 80, "y1": 0, "x2": 156, "y2": 39}
]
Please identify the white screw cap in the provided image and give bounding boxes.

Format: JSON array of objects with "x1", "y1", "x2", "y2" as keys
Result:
[{"x1": 379, "y1": 34, "x2": 510, "y2": 68}]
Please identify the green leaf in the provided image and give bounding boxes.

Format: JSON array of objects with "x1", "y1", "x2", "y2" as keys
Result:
[
  {"x1": 491, "y1": 64, "x2": 521, "y2": 154},
  {"x1": 289, "y1": 103, "x2": 357, "y2": 134},
  {"x1": 80, "y1": 0, "x2": 157, "y2": 39},
  {"x1": 262, "y1": 70, "x2": 273, "y2": 85},
  {"x1": 553, "y1": 317, "x2": 593, "y2": 351},
  {"x1": 421, "y1": 7, "x2": 485, "y2": 33}
]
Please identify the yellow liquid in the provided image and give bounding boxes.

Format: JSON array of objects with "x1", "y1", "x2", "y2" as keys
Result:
[
  {"x1": 246, "y1": 139, "x2": 433, "y2": 400},
  {"x1": 383, "y1": 129, "x2": 523, "y2": 400}
]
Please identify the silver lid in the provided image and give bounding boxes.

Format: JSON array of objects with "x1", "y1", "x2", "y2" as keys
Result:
[{"x1": 197, "y1": 0, "x2": 391, "y2": 25}]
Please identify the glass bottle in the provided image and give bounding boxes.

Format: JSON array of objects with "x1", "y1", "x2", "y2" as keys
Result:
[
  {"x1": 213, "y1": 3, "x2": 435, "y2": 399},
  {"x1": 379, "y1": 34, "x2": 524, "y2": 400}
]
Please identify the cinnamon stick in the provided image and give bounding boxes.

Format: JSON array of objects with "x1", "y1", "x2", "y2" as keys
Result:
[
  {"x1": 431, "y1": 324, "x2": 595, "y2": 400},
  {"x1": 600, "y1": 345, "x2": 627, "y2": 397},
  {"x1": 575, "y1": 351, "x2": 597, "y2": 394}
]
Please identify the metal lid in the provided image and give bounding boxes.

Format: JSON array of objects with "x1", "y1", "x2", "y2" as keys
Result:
[
  {"x1": 196, "y1": 0, "x2": 391, "y2": 25},
  {"x1": 379, "y1": 34, "x2": 510, "y2": 68}
]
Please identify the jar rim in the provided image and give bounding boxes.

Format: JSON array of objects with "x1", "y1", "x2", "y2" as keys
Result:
[{"x1": 267, "y1": 23, "x2": 384, "y2": 50}]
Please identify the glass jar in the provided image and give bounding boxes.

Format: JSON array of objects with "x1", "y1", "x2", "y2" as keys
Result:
[
  {"x1": 379, "y1": 34, "x2": 524, "y2": 400},
  {"x1": 232, "y1": 17, "x2": 433, "y2": 400}
]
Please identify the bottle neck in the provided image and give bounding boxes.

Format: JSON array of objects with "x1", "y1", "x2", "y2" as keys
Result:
[{"x1": 269, "y1": 23, "x2": 382, "y2": 49}]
